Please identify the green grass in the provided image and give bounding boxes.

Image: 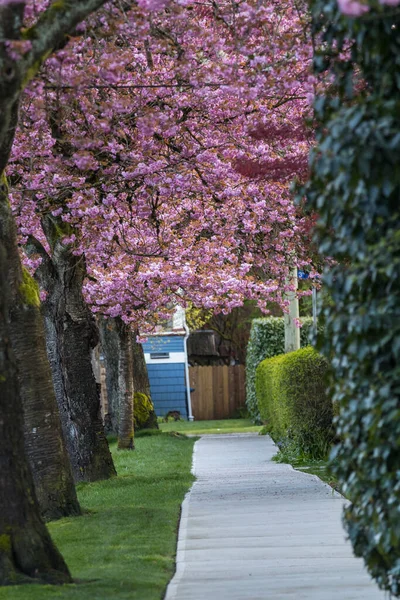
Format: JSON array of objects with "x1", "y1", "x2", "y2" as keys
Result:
[
  {"x1": 159, "y1": 418, "x2": 262, "y2": 435},
  {"x1": 272, "y1": 443, "x2": 341, "y2": 494},
  {"x1": 293, "y1": 460, "x2": 340, "y2": 492},
  {"x1": 1, "y1": 433, "x2": 197, "y2": 600}
]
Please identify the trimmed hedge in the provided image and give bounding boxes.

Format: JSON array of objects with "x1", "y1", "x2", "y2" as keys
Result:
[
  {"x1": 246, "y1": 317, "x2": 317, "y2": 421},
  {"x1": 255, "y1": 347, "x2": 334, "y2": 458},
  {"x1": 305, "y1": 0, "x2": 400, "y2": 592}
]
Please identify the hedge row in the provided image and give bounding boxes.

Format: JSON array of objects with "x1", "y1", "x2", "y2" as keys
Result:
[
  {"x1": 306, "y1": 0, "x2": 400, "y2": 591},
  {"x1": 255, "y1": 347, "x2": 334, "y2": 458},
  {"x1": 246, "y1": 317, "x2": 317, "y2": 421}
]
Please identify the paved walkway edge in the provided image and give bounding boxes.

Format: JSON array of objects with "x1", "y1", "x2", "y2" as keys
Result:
[
  {"x1": 164, "y1": 434, "x2": 385, "y2": 600},
  {"x1": 164, "y1": 438, "x2": 199, "y2": 598}
]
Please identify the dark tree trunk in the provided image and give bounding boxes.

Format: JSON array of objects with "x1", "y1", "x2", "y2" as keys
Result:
[
  {"x1": 98, "y1": 316, "x2": 120, "y2": 434},
  {"x1": 131, "y1": 328, "x2": 158, "y2": 430},
  {"x1": 33, "y1": 216, "x2": 116, "y2": 482},
  {"x1": 10, "y1": 292, "x2": 81, "y2": 521},
  {"x1": 1, "y1": 106, "x2": 80, "y2": 519},
  {"x1": 0, "y1": 185, "x2": 71, "y2": 586},
  {"x1": 131, "y1": 328, "x2": 151, "y2": 398},
  {"x1": 0, "y1": 0, "x2": 127, "y2": 585},
  {"x1": 116, "y1": 318, "x2": 135, "y2": 450}
]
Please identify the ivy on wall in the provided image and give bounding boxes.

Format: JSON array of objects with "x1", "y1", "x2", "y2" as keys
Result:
[{"x1": 305, "y1": 0, "x2": 400, "y2": 594}]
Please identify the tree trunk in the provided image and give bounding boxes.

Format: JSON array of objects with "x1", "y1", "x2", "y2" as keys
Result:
[
  {"x1": 10, "y1": 291, "x2": 81, "y2": 521},
  {"x1": 1, "y1": 173, "x2": 80, "y2": 520},
  {"x1": 98, "y1": 316, "x2": 120, "y2": 434},
  {"x1": 34, "y1": 216, "x2": 116, "y2": 482},
  {"x1": 0, "y1": 0, "x2": 124, "y2": 585},
  {"x1": 131, "y1": 328, "x2": 152, "y2": 398},
  {"x1": 116, "y1": 318, "x2": 135, "y2": 450},
  {"x1": 131, "y1": 328, "x2": 158, "y2": 430},
  {"x1": 0, "y1": 185, "x2": 71, "y2": 586}
]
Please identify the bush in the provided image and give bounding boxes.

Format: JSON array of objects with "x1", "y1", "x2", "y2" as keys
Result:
[
  {"x1": 305, "y1": 1, "x2": 400, "y2": 592},
  {"x1": 134, "y1": 392, "x2": 158, "y2": 431},
  {"x1": 246, "y1": 317, "x2": 317, "y2": 421},
  {"x1": 255, "y1": 347, "x2": 334, "y2": 459}
]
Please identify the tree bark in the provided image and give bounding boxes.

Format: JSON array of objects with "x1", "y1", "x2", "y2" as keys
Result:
[
  {"x1": 131, "y1": 328, "x2": 158, "y2": 430},
  {"x1": 10, "y1": 288, "x2": 81, "y2": 521},
  {"x1": 0, "y1": 76, "x2": 80, "y2": 519},
  {"x1": 116, "y1": 318, "x2": 135, "y2": 450},
  {"x1": 131, "y1": 328, "x2": 152, "y2": 398},
  {"x1": 98, "y1": 316, "x2": 120, "y2": 434},
  {"x1": 0, "y1": 188, "x2": 71, "y2": 586},
  {"x1": 32, "y1": 216, "x2": 116, "y2": 482},
  {"x1": 0, "y1": 0, "x2": 127, "y2": 586}
]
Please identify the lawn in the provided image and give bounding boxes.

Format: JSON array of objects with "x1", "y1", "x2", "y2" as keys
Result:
[
  {"x1": 159, "y1": 418, "x2": 262, "y2": 435},
  {"x1": 1, "y1": 433, "x2": 196, "y2": 600},
  {"x1": 273, "y1": 449, "x2": 341, "y2": 494},
  {"x1": 294, "y1": 460, "x2": 341, "y2": 494}
]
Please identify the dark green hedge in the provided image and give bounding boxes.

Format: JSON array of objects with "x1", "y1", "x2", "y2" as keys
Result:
[
  {"x1": 256, "y1": 347, "x2": 333, "y2": 459},
  {"x1": 246, "y1": 317, "x2": 316, "y2": 421},
  {"x1": 305, "y1": 0, "x2": 400, "y2": 593}
]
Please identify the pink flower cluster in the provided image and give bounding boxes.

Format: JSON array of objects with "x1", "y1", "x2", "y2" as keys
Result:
[
  {"x1": 9, "y1": 0, "x2": 317, "y2": 328},
  {"x1": 338, "y1": 0, "x2": 400, "y2": 16}
]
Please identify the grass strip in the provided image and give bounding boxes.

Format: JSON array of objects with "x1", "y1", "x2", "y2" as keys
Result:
[
  {"x1": 273, "y1": 448, "x2": 342, "y2": 495},
  {"x1": 159, "y1": 418, "x2": 262, "y2": 435},
  {"x1": 1, "y1": 433, "x2": 196, "y2": 600}
]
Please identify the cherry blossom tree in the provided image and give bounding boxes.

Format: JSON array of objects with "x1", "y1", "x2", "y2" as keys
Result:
[
  {"x1": 12, "y1": 0, "x2": 315, "y2": 322},
  {"x1": 1, "y1": 0, "x2": 317, "y2": 584},
  {"x1": 8, "y1": 0, "x2": 315, "y2": 451},
  {"x1": 0, "y1": 0, "x2": 121, "y2": 585}
]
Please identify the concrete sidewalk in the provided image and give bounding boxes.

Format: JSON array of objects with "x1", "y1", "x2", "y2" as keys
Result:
[{"x1": 165, "y1": 434, "x2": 386, "y2": 600}]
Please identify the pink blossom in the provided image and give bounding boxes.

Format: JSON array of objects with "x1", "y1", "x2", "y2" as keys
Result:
[
  {"x1": 337, "y1": 0, "x2": 370, "y2": 15},
  {"x1": 9, "y1": 0, "x2": 318, "y2": 328}
]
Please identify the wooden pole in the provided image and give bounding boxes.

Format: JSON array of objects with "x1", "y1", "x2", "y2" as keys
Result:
[{"x1": 284, "y1": 267, "x2": 300, "y2": 353}]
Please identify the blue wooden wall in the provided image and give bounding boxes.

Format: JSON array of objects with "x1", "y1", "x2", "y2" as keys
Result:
[
  {"x1": 142, "y1": 336, "x2": 188, "y2": 419},
  {"x1": 142, "y1": 336, "x2": 184, "y2": 354}
]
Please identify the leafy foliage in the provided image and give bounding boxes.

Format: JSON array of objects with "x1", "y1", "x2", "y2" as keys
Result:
[
  {"x1": 188, "y1": 300, "x2": 265, "y2": 364},
  {"x1": 255, "y1": 347, "x2": 333, "y2": 459},
  {"x1": 306, "y1": 0, "x2": 400, "y2": 593},
  {"x1": 245, "y1": 316, "x2": 316, "y2": 421},
  {"x1": 133, "y1": 392, "x2": 158, "y2": 431}
]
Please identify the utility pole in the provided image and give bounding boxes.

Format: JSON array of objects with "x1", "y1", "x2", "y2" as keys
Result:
[
  {"x1": 284, "y1": 267, "x2": 300, "y2": 353},
  {"x1": 312, "y1": 286, "x2": 317, "y2": 335}
]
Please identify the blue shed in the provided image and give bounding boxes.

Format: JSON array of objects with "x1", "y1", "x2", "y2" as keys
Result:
[{"x1": 142, "y1": 309, "x2": 193, "y2": 420}]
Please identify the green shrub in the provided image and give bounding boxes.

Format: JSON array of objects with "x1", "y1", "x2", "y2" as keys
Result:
[
  {"x1": 134, "y1": 392, "x2": 158, "y2": 431},
  {"x1": 304, "y1": 1, "x2": 400, "y2": 592},
  {"x1": 246, "y1": 317, "x2": 317, "y2": 421},
  {"x1": 255, "y1": 347, "x2": 334, "y2": 459}
]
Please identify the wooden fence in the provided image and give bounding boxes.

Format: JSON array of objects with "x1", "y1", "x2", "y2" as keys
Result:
[{"x1": 189, "y1": 365, "x2": 246, "y2": 421}]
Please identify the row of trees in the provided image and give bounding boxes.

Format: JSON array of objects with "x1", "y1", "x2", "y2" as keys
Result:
[
  {"x1": 0, "y1": 1, "x2": 113, "y2": 585},
  {"x1": 1, "y1": 0, "x2": 316, "y2": 585},
  {"x1": 5, "y1": 0, "x2": 400, "y2": 594}
]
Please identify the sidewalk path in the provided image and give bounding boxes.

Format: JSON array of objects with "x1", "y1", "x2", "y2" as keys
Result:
[{"x1": 165, "y1": 434, "x2": 386, "y2": 600}]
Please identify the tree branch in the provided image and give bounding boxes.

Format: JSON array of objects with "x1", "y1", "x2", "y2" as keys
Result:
[
  {"x1": 21, "y1": 0, "x2": 113, "y2": 81},
  {"x1": 25, "y1": 234, "x2": 49, "y2": 261},
  {"x1": 0, "y1": 0, "x2": 117, "y2": 174},
  {"x1": 25, "y1": 234, "x2": 55, "y2": 286}
]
